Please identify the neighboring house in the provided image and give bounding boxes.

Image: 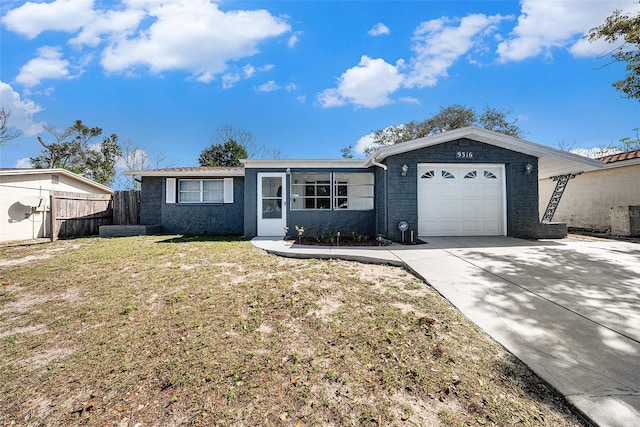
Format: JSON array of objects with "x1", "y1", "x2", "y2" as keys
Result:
[
  {"x1": 0, "y1": 168, "x2": 114, "y2": 242},
  {"x1": 128, "y1": 127, "x2": 603, "y2": 240},
  {"x1": 539, "y1": 149, "x2": 640, "y2": 232}
]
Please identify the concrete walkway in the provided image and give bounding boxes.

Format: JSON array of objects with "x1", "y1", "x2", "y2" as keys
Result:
[{"x1": 251, "y1": 236, "x2": 640, "y2": 427}]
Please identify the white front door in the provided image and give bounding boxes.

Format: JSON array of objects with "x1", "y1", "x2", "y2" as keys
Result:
[
  {"x1": 417, "y1": 164, "x2": 506, "y2": 236},
  {"x1": 257, "y1": 173, "x2": 287, "y2": 236}
]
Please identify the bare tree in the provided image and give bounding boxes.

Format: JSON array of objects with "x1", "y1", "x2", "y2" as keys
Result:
[
  {"x1": 210, "y1": 125, "x2": 281, "y2": 159},
  {"x1": 118, "y1": 139, "x2": 174, "y2": 190},
  {"x1": 0, "y1": 108, "x2": 21, "y2": 146}
]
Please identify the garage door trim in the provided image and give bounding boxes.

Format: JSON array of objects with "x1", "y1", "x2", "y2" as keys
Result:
[{"x1": 417, "y1": 163, "x2": 506, "y2": 237}]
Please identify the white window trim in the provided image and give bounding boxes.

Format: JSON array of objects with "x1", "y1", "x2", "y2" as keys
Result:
[
  {"x1": 167, "y1": 178, "x2": 234, "y2": 204},
  {"x1": 290, "y1": 172, "x2": 374, "y2": 211}
]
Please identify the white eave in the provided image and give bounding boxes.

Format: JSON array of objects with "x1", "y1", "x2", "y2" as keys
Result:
[
  {"x1": 364, "y1": 126, "x2": 605, "y2": 179},
  {"x1": 0, "y1": 168, "x2": 114, "y2": 193},
  {"x1": 124, "y1": 168, "x2": 245, "y2": 177},
  {"x1": 241, "y1": 159, "x2": 367, "y2": 169}
]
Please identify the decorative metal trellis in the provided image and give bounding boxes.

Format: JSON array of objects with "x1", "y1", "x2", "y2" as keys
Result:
[{"x1": 541, "y1": 173, "x2": 581, "y2": 223}]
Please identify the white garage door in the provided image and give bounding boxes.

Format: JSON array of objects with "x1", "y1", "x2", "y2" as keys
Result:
[{"x1": 417, "y1": 163, "x2": 506, "y2": 236}]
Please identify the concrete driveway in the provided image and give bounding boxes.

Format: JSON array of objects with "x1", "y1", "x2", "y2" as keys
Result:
[
  {"x1": 252, "y1": 235, "x2": 640, "y2": 427},
  {"x1": 400, "y1": 237, "x2": 640, "y2": 427}
]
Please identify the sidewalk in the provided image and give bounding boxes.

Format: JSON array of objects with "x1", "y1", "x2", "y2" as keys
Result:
[{"x1": 252, "y1": 236, "x2": 640, "y2": 427}]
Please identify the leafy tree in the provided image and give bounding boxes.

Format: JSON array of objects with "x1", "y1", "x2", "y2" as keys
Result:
[
  {"x1": 199, "y1": 125, "x2": 280, "y2": 167},
  {"x1": 30, "y1": 120, "x2": 122, "y2": 186},
  {"x1": 359, "y1": 104, "x2": 522, "y2": 155},
  {"x1": 199, "y1": 139, "x2": 248, "y2": 167},
  {"x1": 340, "y1": 145, "x2": 354, "y2": 159},
  {"x1": 0, "y1": 108, "x2": 20, "y2": 146},
  {"x1": 588, "y1": 8, "x2": 640, "y2": 100}
]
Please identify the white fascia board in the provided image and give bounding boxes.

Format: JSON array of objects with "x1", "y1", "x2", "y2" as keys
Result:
[
  {"x1": 124, "y1": 169, "x2": 245, "y2": 177},
  {"x1": 602, "y1": 158, "x2": 640, "y2": 169},
  {"x1": 0, "y1": 168, "x2": 114, "y2": 193},
  {"x1": 241, "y1": 159, "x2": 367, "y2": 169},
  {"x1": 365, "y1": 126, "x2": 604, "y2": 179}
]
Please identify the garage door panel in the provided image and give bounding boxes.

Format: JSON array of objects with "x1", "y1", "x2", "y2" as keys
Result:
[
  {"x1": 418, "y1": 164, "x2": 505, "y2": 236},
  {"x1": 461, "y1": 186, "x2": 480, "y2": 198},
  {"x1": 462, "y1": 222, "x2": 480, "y2": 232},
  {"x1": 482, "y1": 186, "x2": 500, "y2": 198},
  {"x1": 439, "y1": 221, "x2": 461, "y2": 233},
  {"x1": 482, "y1": 221, "x2": 502, "y2": 233}
]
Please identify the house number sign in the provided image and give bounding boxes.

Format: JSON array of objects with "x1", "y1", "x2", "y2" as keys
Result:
[{"x1": 456, "y1": 151, "x2": 474, "y2": 159}]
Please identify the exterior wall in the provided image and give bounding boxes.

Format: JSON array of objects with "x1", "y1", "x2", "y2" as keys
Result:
[
  {"x1": 539, "y1": 163, "x2": 640, "y2": 231},
  {"x1": 140, "y1": 176, "x2": 163, "y2": 225},
  {"x1": 243, "y1": 167, "x2": 376, "y2": 238},
  {"x1": 382, "y1": 138, "x2": 540, "y2": 240},
  {"x1": 0, "y1": 172, "x2": 111, "y2": 242},
  {"x1": 140, "y1": 176, "x2": 244, "y2": 235},
  {"x1": 374, "y1": 167, "x2": 387, "y2": 236}
]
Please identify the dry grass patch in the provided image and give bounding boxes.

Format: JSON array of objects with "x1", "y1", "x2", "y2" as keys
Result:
[{"x1": 0, "y1": 235, "x2": 586, "y2": 426}]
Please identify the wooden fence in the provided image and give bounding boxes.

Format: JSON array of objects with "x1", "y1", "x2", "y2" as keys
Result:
[
  {"x1": 50, "y1": 190, "x2": 140, "y2": 240},
  {"x1": 112, "y1": 190, "x2": 140, "y2": 225}
]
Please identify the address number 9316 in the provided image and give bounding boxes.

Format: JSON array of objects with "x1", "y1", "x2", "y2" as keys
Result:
[{"x1": 456, "y1": 151, "x2": 473, "y2": 159}]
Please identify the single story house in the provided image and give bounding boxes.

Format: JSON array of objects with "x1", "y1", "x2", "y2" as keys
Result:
[
  {"x1": 0, "y1": 168, "x2": 114, "y2": 242},
  {"x1": 539, "y1": 149, "x2": 640, "y2": 232},
  {"x1": 127, "y1": 127, "x2": 604, "y2": 240}
]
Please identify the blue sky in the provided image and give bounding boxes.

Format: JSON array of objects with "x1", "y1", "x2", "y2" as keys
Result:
[{"x1": 1, "y1": 0, "x2": 639, "y2": 186}]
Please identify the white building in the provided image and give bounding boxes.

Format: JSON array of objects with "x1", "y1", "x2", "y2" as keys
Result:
[
  {"x1": 539, "y1": 150, "x2": 640, "y2": 232},
  {"x1": 0, "y1": 169, "x2": 113, "y2": 243}
]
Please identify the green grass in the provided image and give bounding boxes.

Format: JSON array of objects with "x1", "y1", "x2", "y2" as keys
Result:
[{"x1": 0, "y1": 236, "x2": 585, "y2": 426}]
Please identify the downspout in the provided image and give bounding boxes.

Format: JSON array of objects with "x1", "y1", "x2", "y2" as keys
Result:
[{"x1": 365, "y1": 155, "x2": 388, "y2": 237}]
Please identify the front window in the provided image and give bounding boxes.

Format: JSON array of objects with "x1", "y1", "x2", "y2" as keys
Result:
[
  {"x1": 178, "y1": 179, "x2": 224, "y2": 203},
  {"x1": 290, "y1": 172, "x2": 373, "y2": 210}
]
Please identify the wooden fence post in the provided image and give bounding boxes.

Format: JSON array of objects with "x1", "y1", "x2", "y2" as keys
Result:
[{"x1": 50, "y1": 193, "x2": 58, "y2": 241}]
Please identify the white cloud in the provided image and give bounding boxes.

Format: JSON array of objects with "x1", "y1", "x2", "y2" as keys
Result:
[
  {"x1": 243, "y1": 64, "x2": 257, "y2": 78},
  {"x1": 3, "y1": 0, "x2": 291, "y2": 85},
  {"x1": 70, "y1": 8, "x2": 145, "y2": 47},
  {"x1": 368, "y1": 22, "x2": 390, "y2": 36},
  {"x1": 15, "y1": 158, "x2": 33, "y2": 168},
  {"x1": 257, "y1": 80, "x2": 280, "y2": 92},
  {"x1": 100, "y1": 0, "x2": 290, "y2": 81},
  {"x1": 16, "y1": 46, "x2": 76, "y2": 87},
  {"x1": 497, "y1": 0, "x2": 639, "y2": 62},
  {"x1": 399, "y1": 96, "x2": 420, "y2": 105},
  {"x1": 1, "y1": 0, "x2": 94, "y2": 39},
  {"x1": 571, "y1": 147, "x2": 621, "y2": 159},
  {"x1": 354, "y1": 133, "x2": 375, "y2": 155},
  {"x1": 221, "y1": 63, "x2": 275, "y2": 88},
  {"x1": 405, "y1": 13, "x2": 507, "y2": 88},
  {"x1": 319, "y1": 14, "x2": 506, "y2": 108},
  {"x1": 288, "y1": 31, "x2": 302, "y2": 47},
  {"x1": 317, "y1": 56, "x2": 404, "y2": 108},
  {"x1": 116, "y1": 148, "x2": 148, "y2": 169},
  {"x1": 0, "y1": 81, "x2": 44, "y2": 136},
  {"x1": 222, "y1": 72, "x2": 241, "y2": 89}
]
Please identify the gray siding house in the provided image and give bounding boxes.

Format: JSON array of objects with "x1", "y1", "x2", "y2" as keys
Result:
[{"x1": 128, "y1": 127, "x2": 603, "y2": 240}]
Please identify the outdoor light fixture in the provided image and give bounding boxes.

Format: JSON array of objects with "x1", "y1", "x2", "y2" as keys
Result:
[
  {"x1": 285, "y1": 167, "x2": 291, "y2": 175},
  {"x1": 401, "y1": 164, "x2": 409, "y2": 177},
  {"x1": 525, "y1": 163, "x2": 533, "y2": 175}
]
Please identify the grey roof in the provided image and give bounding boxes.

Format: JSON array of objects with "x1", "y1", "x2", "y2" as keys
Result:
[{"x1": 124, "y1": 166, "x2": 245, "y2": 177}]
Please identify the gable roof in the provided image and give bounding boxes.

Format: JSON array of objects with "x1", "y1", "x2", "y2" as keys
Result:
[
  {"x1": 364, "y1": 126, "x2": 605, "y2": 179},
  {"x1": 598, "y1": 149, "x2": 640, "y2": 165},
  {"x1": 124, "y1": 166, "x2": 245, "y2": 177},
  {"x1": 0, "y1": 168, "x2": 113, "y2": 193}
]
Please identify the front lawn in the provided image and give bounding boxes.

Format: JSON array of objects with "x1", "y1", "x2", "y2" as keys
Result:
[{"x1": 0, "y1": 236, "x2": 585, "y2": 426}]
